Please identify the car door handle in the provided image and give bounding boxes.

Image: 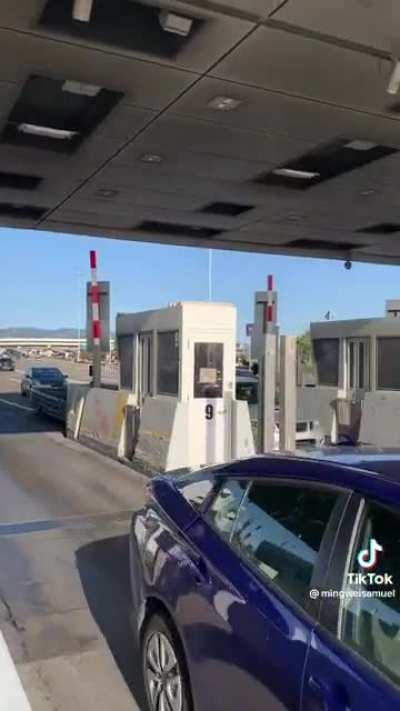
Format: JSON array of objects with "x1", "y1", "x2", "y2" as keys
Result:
[
  {"x1": 308, "y1": 675, "x2": 352, "y2": 711},
  {"x1": 182, "y1": 552, "x2": 210, "y2": 586}
]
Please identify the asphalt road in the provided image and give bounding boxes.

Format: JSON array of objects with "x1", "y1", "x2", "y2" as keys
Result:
[{"x1": 0, "y1": 367, "x2": 148, "y2": 711}]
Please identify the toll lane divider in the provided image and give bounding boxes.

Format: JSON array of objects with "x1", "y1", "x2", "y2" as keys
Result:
[{"x1": 76, "y1": 387, "x2": 132, "y2": 459}]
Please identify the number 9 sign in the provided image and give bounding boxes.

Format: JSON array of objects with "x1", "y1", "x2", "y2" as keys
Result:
[{"x1": 205, "y1": 404, "x2": 214, "y2": 420}]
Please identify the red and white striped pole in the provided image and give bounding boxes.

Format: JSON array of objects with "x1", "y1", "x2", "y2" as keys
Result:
[
  {"x1": 89, "y1": 250, "x2": 101, "y2": 387},
  {"x1": 264, "y1": 274, "x2": 275, "y2": 331}
]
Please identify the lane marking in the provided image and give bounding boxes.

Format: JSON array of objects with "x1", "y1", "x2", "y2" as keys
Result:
[
  {"x1": 0, "y1": 631, "x2": 32, "y2": 711},
  {"x1": 0, "y1": 398, "x2": 35, "y2": 413}
]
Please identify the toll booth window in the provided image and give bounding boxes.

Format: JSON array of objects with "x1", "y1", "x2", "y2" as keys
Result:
[
  {"x1": 194, "y1": 343, "x2": 223, "y2": 398},
  {"x1": 313, "y1": 338, "x2": 339, "y2": 387},
  {"x1": 119, "y1": 336, "x2": 134, "y2": 390},
  {"x1": 157, "y1": 331, "x2": 179, "y2": 396},
  {"x1": 377, "y1": 337, "x2": 400, "y2": 390}
]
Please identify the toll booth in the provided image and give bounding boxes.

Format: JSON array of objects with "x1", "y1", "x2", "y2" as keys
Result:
[
  {"x1": 298, "y1": 304, "x2": 400, "y2": 445},
  {"x1": 116, "y1": 302, "x2": 254, "y2": 472}
]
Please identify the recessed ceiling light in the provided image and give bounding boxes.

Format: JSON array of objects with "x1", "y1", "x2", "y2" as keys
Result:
[
  {"x1": 17, "y1": 124, "x2": 79, "y2": 140},
  {"x1": 207, "y1": 96, "x2": 243, "y2": 111},
  {"x1": 159, "y1": 10, "x2": 193, "y2": 37},
  {"x1": 272, "y1": 168, "x2": 320, "y2": 180},
  {"x1": 346, "y1": 140, "x2": 378, "y2": 151},
  {"x1": 139, "y1": 153, "x2": 164, "y2": 163},
  {"x1": 95, "y1": 189, "x2": 119, "y2": 199},
  {"x1": 73, "y1": 0, "x2": 93, "y2": 22},
  {"x1": 62, "y1": 80, "x2": 100, "y2": 97}
]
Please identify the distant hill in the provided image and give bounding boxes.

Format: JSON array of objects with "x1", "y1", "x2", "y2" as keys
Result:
[{"x1": 0, "y1": 327, "x2": 78, "y2": 338}]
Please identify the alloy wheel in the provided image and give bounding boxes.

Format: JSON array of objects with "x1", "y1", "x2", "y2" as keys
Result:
[{"x1": 145, "y1": 631, "x2": 183, "y2": 711}]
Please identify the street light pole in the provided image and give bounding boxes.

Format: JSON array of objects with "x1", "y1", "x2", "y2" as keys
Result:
[
  {"x1": 208, "y1": 249, "x2": 213, "y2": 301},
  {"x1": 77, "y1": 270, "x2": 83, "y2": 362}
]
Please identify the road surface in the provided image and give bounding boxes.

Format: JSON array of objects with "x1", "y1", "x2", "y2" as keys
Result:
[{"x1": 0, "y1": 367, "x2": 148, "y2": 711}]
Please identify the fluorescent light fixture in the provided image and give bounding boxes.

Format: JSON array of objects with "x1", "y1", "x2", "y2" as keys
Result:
[
  {"x1": 207, "y1": 96, "x2": 243, "y2": 111},
  {"x1": 73, "y1": 0, "x2": 93, "y2": 22},
  {"x1": 159, "y1": 10, "x2": 193, "y2": 37},
  {"x1": 62, "y1": 80, "x2": 100, "y2": 97},
  {"x1": 139, "y1": 153, "x2": 164, "y2": 163},
  {"x1": 273, "y1": 168, "x2": 320, "y2": 180},
  {"x1": 345, "y1": 140, "x2": 378, "y2": 151},
  {"x1": 18, "y1": 124, "x2": 79, "y2": 140}
]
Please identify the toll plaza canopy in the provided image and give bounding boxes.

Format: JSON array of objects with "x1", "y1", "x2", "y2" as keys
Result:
[{"x1": 1, "y1": 1, "x2": 400, "y2": 263}]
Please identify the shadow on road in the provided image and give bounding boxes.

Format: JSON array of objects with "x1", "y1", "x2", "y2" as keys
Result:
[
  {"x1": 76, "y1": 535, "x2": 147, "y2": 711},
  {"x1": 0, "y1": 391, "x2": 63, "y2": 435}
]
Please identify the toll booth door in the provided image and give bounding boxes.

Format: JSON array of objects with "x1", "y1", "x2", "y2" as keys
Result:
[
  {"x1": 347, "y1": 338, "x2": 370, "y2": 394},
  {"x1": 190, "y1": 341, "x2": 231, "y2": 465},
  {"x1": 139, "y1": 333, "x2": 152, "y2": 404}
]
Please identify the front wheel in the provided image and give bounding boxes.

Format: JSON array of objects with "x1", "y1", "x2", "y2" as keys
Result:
[{"x1": 141, "y1": 613, "x2": 192, "y2": 711}]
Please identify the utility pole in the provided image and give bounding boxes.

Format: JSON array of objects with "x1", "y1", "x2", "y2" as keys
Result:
[
  {"x1": 76, "y1": 270, "x2": 83, "y2": 362},
  {"x1": 89, "y1": 250, "x2": 101, "y2": 388},
  {"x1": 279, "y1": 335, "x2": 297, "y2": 451}
]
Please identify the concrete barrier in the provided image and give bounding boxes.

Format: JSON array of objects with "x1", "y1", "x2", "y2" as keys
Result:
[
  {"x1": 78, "y1": 387, "x2": 130, "y2": 457},
  {"x1": 360, "y1": 391, "x2": 400, "y2": 446},
  {"x1": 66, "y1": 383, "x2": 91, "y2": 439}
]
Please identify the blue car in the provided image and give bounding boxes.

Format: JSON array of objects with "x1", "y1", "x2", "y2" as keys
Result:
[{"x1": 130, "y1": 451, "x2": 400, "y2": 711}]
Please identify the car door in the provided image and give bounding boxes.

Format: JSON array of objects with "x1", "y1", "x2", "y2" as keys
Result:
[
  {"x1": 301, "y1": 493, "x2": 400, "y2": 711},
  {"x1": 178, "y1": 477, "x2": 350, "y2": 711}
]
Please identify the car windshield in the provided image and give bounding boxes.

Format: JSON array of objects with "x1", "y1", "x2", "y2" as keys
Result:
[{"x1": 32, "y1": 368, "x2": 64, "y2": 382}]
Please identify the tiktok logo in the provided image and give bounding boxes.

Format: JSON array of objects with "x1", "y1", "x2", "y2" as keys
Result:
[{"x1": 357, "y1": 538, "x2": 383, "y2": 570}]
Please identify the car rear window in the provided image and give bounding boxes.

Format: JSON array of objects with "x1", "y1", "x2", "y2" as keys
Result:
[{"x1": 32, "y1": 368, "x2": 64, "y2": 380}]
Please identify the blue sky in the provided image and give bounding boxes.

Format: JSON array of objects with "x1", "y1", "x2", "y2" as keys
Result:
[{"x1": 1, "y1": 227, "x2": 399, "y2": 339}]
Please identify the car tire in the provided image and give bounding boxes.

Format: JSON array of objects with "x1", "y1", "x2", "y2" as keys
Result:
[{"x1": 141, "y1": 612, "x2": 192, "y2": 711}]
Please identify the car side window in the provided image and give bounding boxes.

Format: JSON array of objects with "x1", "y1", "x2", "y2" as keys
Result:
[
  {"x1": 174, "y1": 470, "x2": 215, "y2": 511},
  {"x1": 339, "y1": 500, "x2": 400, "y2": 687},
  {"x1": 232, "y1": 482, "x2": 339, "y2": 609},
  {"x1": 206, "y1": 479, "x2": 248, "y2": 541}
]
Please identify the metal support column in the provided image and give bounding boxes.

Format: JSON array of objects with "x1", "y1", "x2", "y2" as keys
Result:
[
  {"x1": 279, "y1": 335, "x2": 297, "y2": 451},
  {"x1": 259, "y1": 331, "x2": 277, "y2": 452}
]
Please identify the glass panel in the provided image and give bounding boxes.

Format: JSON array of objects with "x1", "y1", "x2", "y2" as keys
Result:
[
  {"x1": 313, "y1": 338, "x2": 339, "y2": 387},
  {"x1": 233, "y1": 483, "x2": 338, "y2": 608},
  {"x1": 340, "y1": 501, "x2": 400, "y2": 687},
  {"x1": 207, "y1": 480, "x2": 248, "y2": 541},
  {"x1": 157, "y1": 331, "x2": 179, "y2": 396},
  {"x1": 194, "y1": 342, "x2": 223, "y2": 398},
  {"x1": 175, "y1": 469, "x2": 215, "y2": 510},
  {"x1": 377, "y1": 338, "x2": 400, "y2": 390},
  {"x1": 349, "y1": 342, "x2": 355, "y2": 388},
  {"x1": 359, "y1": 341, "x2": 365, "y2": 389},
  {"x1": 118, "y1": 335, "x2": 134, "y2": 390},
  {"x1": 140, "y1": 336, "x2": 152, "y2": 397}
]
